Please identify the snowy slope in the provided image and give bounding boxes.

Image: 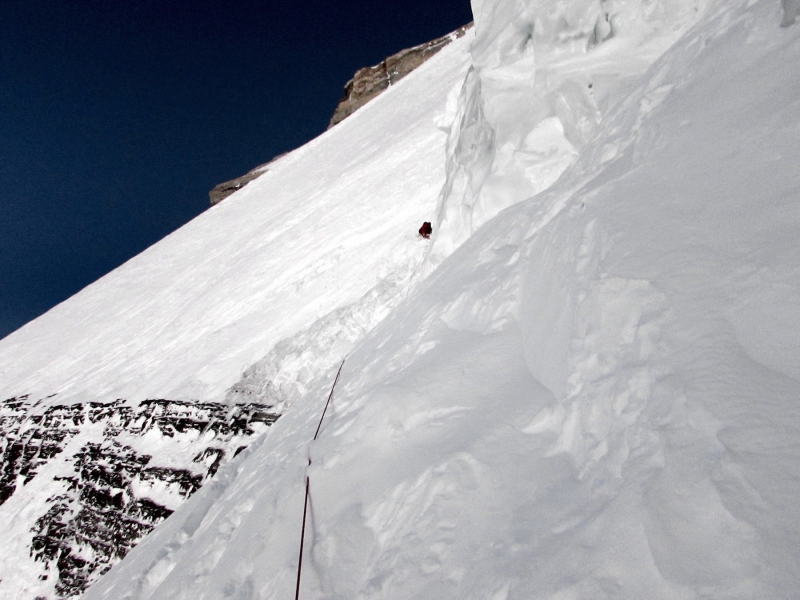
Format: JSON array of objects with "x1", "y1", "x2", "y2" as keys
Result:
[
  {"x1": 0, "y1": 32, "x2": 472, "y2": 407},
  {"x1": 0, "y1": 31, "x2": 480, "y2": 600},
  {"x1": 75, "y1": 0, "x2": 800, "y2": 599}
]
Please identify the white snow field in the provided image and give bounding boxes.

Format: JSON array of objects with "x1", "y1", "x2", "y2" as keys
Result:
[
  {"x1": 0, "y1": 31, "x2": 473, "y2": 408},
  {"x1": 4, "y1": 0, "x2": 800, "y2": 596}
]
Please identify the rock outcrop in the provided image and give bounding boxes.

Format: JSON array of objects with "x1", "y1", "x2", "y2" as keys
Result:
[
  {"x1": 209, "y1": 164, "x2": 270, "y2": 206},
  {"x1": 328, "y1": 24, "x2": 472, "y2": 129},
  {"x1": 0, "y1": 395, "x2": 279, "y2": 598},
  {"x1": 207, "y1": 24, "x2": 471, "y2": 206},
  {"x1": 208, "y1": 152, "x2": 289, "y2": 206}
]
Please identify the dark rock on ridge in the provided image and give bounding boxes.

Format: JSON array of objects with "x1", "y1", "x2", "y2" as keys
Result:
[
  {"x1": 209, "y1": 164, "x2": 270, "y2": 206},
  {"x1": 328, "y1": 24, "x2": 472, "y2": 129},
  {"x1": 0, "y1": 395, "x2": 280, "y2": 598},
  {"x1": 207, "y1": 24, "x2": 471, "y2": 206},
  {"x1": 208, "y1": 151, "x2": 289, "y2": 206}
]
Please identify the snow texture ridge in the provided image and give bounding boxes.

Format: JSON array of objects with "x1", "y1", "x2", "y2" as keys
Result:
[
  {"x1": 426, "y1": 0, "x2": 713, "y2": 266},
  {"x1": 0, "y1": 31, "x2": 475, "y2": 600},
  {"x1": 0, "y1": 33, "x2": 473, "y2": 408},
  {"x1": 4, "y1": 0, "x2": 800, "y2": 597},
  {"x1": 78, "y1": 0, "x2": 800, "y2": 598}
]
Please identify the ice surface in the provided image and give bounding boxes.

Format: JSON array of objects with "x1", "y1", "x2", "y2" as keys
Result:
[{"x1": 8, "y1": 0, "x2": 800, "y2": 597}]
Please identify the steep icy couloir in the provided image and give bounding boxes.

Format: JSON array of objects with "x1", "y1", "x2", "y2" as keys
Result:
[{"x1": 82, "y1": 0, "x2": 800, "y2": 599}]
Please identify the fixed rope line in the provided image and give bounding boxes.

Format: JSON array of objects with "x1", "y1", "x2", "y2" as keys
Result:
[
  {"x1": 294, "y1": 476, "x2": 311, "y2": 600},
  {"x1": 314, "y1": 360, "x2": 345, "y2": 441},
  {"x1": 295, "y1": 359, "x2": 345, "y2": 600}
]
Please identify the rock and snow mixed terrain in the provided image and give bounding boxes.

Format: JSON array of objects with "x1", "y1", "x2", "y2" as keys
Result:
[
  {"x1": 1, "y1": 0, "x2": 799, "y2": 597},
  {"x1": 327, "y1": 24, "x2": 473, "y2": 129},
  {"x1": 0, "y1": 19, "x2": 473, "y2": 599},
  {"x1": 0, "y1": 396, "x2": 277, "y2": 597}
]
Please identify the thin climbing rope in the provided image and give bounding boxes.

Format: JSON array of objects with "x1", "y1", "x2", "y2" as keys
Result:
[
  {"x1": 314, "y1": 360, "x2": 345, "y2": 441},
  {"x1": 295, "y1": 359, "x2": 345, "y2": 600}
]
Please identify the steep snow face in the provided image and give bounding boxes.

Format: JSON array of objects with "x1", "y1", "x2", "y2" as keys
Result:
[
  {"x1": 0, "y1": 34, "x2": 473, "y2": 408},
  {"x1": 83, "y1": 1, "x2": 800, "y2": 600},
  {"x1": 427, "y1": 0, "x2": 711, "y2": 264},
  {"x1": 0, "y1": 31, "x2": 475, "y2": 600}
]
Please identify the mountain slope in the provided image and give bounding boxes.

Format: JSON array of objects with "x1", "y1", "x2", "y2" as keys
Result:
[
  {"x1": 75, "y1": 0, "x2": 800, "y2": 599},
  {"x1": 0, "y1": 34, "x2": 472, "y2": 408},
  {"x1": 2, "y1": 0, "x2": 799, "y2": 596},
  {"x1": 0, "y1": 29, "x2": 477, "y2": 600}
]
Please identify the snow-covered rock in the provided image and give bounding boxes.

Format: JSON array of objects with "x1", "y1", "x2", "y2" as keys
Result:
[
  {"x1": 0, "y1": 24, "x2": 475, "y2": 600},
  {"x1": 3, "y1": 0, "x2": 800, "y2": 597},
  {"x1": 328, "y1": 24, "x2": 473, "y2": 129},
  {"x1": 0, "y1": 395, "x2": 278, "y2": 598}
]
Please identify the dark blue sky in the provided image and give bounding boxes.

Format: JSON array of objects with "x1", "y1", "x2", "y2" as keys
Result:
[{"x1": 0, "y1": 0, "x2": 473, "y2": 340}]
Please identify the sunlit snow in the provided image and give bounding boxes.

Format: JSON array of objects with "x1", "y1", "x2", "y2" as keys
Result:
[{"x1": 2, "y1": 0, "x2": 799, "y2": 597}]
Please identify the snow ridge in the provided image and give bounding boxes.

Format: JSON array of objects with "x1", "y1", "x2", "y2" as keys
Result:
[
  {"x1": 8, "y1": 0, "x2": 800, "y2": 597},
  {"x1": 426, "y1": 0, "x2": 710, "y2": 267}
]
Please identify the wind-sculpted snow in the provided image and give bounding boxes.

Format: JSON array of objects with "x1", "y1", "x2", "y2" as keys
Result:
[
  {"x1": 0, "y1": 0, "x2": 797, "y2": 597},
  {"x1": 224, "y1": 266, "x2": 419, "y2": 412},
  {"x1": 81, "y1": 0, "x2": 800, "y2": 599},
  {"x1": 427, "y1": 0, "x2": 712, "y2": 265}
]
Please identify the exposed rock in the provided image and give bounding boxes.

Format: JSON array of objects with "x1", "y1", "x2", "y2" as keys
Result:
[
  {"x1": 0, "y1": 395, "x2": 280, "y2": 598},
  {"x1": 208, "y1": 151, "x2": 288, "y2": 206},
  {"x1": 328, "y1": 24, "x2": 472, "y2": 129},
  {"x1": 209, "y1": 163, "x2": 269, "y2": 206},
  {"x1": 206, "y1": 26, "x2": 471, "y2": 207}
]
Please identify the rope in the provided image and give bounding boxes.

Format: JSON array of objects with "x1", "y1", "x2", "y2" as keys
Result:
[
  {"x1": 294, "y1": 476, "x2": 310, "y2": 600},
  {"x1": 314, "y1": 360, "x2": 345, "y2": 441},
  {"x1": 295, "y1": 359, "x2": 345, "y2": 600}
]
